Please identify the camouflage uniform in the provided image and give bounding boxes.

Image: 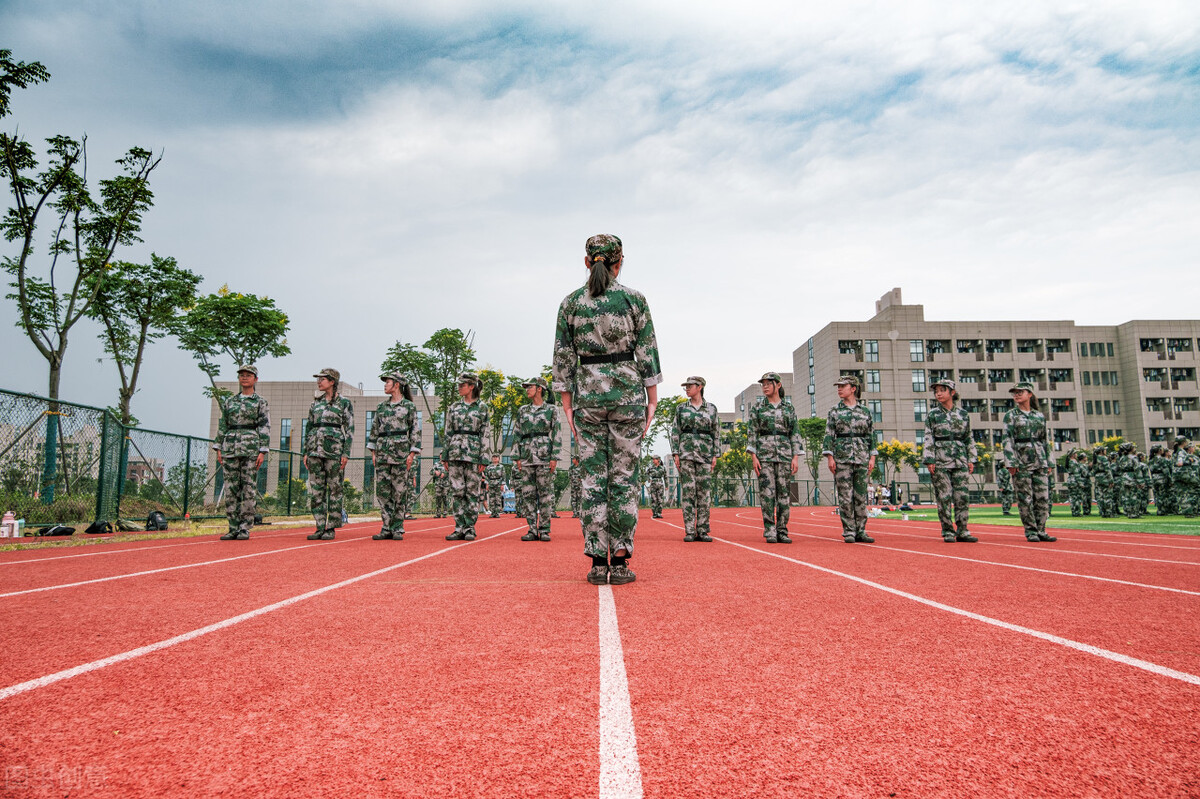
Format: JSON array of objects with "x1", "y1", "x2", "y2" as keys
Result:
[
  {"x1": 1066, "y1": 453, "x2": 1090, "y2": 517},
  {"x1": 1176, "y1": 444, "x2": 1199, "y2": 517},
  {"x1": 431, "y1": 460, "x2": 449, "y2": 517},
  {"x1": 368, "y1": 393, "x2": 421, "y2": 537},
  {"x1": 645, "y1": 461, "x2": 667, "y2": 517},
  {"x1": 1092, "y1": 450, "x2": 1117, "y2": 517},
  {"x1": 749, "y1": 395, "x2": 801, "y2": 541},
  {"x1": 483, "y1": 461, "x2": 506, "y2": 517},
  {"x1": 922, "y1": 397, "x2": 976, "y2": 541},
  {"x1": 553, "y1": 261, "x2": 662, "y2": 568},
  {"x1": 821, "y1": 397, "x2": 875, "y2": 542},
  {"x1": 1001, "y1": 394, "x2": 1052, "y2": 541},
  {"x1": 1149, "y1": 449, "x2": 1174, "y2": 515},
  {"x1": 1137, "y1": 452, "x2": 1152, "y2": 515},
  {"x1": 1116, "y1": 444, "x2": 1142, "y2": 519},
  {"x1": 216, "y1": 390, "x2": 270, "y2": 538},
  {"x1": 443, "y1": 390, "x2": 490, "y2": 540},
  {"x1": 569, "y1": 459, "x2": 583, "y2": 516},
  {"x1": 995, "y1": 465, "x2": 1014, "y2": 514},
  {"x1": 304, "y1": 391, "x2": 354, "y2": 534},
  {"x1": 670, "y1": 392, "x2": 720, "y2": 541},
  {"x1": 515, "y1": 396, "x2": 562, "y2": 539}
]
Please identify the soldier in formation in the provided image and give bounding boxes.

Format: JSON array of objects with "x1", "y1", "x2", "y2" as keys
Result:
[
  {"x1": 1001, "y1": 382, "x2": 1055, "y2": 543},
  {"x1": 483, "y1": 455, "x2": 506, "y2": 518},
  {"x1": 1066, "y1": 449, "x2": 1091, "y2": 516},
  {"x1": 995, "y1": 462, "x2": 1014, "y2": 515},
  {"x1": 368, "y1": 371, "x2": 420, "y2": 540},
  {"x1": 443, "y1": 372, "x2": 490, "y2": 542},
  {"x1": 303, "y1": 368, "x2": 354, "y2": 540},
  {"x1": 1091, "y1": 448, "x2": 1115, "y2": 517},
  {"x1": 514, "y1": 377, "x2": 561, "y2": 542},
  {"x1": 553, "y1": 233, "x2": 661, "y2": 586},
  {"x1": 1150, "y1": 444, "x2": 1174, "y2": 515},
  {"x1": 1176, "y1": 439, "x2": 1199, "y2": 517},
  {"x1": 216, "y1": 365, "x2": 270, "y2": 541},
  {"x1": 922, "y1": 378, "x2": 977, "y2": 542},
  {"x1": 431, "y1": 459, "x2": 449, "y2": 518},
  {"x1": 671, "y1": 376, "x2": 720, "y2": 542},
  {"x1": 748, "y1": 372, "x2": 801, "y2": 543},
  {"x1": 822, "y1": 375, "x2": 876, "y2": 544},
  {"x1": 645, "y1": 456, "x2": 667, "y2": 518},
  {"x1": 1116, "y1": 442, "x2": 1142, "y2": 519}
]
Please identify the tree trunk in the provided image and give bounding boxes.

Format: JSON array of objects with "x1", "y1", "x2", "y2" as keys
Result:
[{"x1": 42, "y1": 361, "x2": 62, "y2": 504}]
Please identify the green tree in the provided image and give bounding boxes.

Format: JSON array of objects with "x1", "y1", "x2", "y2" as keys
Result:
[
  {"x1": 380, "y1": 328, "x2": 476, "y2": 442},
  {"x1": 873, "y1": 439, "x2": 921, "y2": 487},
  {"x1": 797, "y1": 417, "x2": 827, "y2": 481},
  {"x1": 176, "y1": 286, "x2": 291, "y2": 400},
  {"x1": 87, "y1": 254, "x2": 201, "y2": 424},
  {"x1": 714, "y1": 420, "x2": 752, "y2": 504}
]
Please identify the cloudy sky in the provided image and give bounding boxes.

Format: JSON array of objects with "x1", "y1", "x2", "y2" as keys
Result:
[{"x1": 3, "y1": 0, "x2": 1198, "y2": 436}]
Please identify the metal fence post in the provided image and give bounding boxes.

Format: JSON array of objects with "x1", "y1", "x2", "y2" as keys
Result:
[{"x1": 183, "y1": 437, "x2": 193, "y2": 518}]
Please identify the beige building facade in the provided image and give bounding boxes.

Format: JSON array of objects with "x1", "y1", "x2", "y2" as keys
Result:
[{"x1": 793, "y1": 289, "x2": 1200, "y2": 488}]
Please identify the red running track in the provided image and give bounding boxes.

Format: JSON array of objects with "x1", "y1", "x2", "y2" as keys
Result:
[{"x1": 0, "y1": 508, "x2": 1197, "y2": 797}]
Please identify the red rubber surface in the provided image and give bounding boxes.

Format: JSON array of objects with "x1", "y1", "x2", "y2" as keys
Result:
[{"x1": 1, "y1": 509, "x2": 1197, "y2": 797}]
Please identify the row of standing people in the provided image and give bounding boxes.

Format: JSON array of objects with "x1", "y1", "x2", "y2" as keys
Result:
[{"x1": 1062, "y1": 437, "x2": 1199, "y2": 519}]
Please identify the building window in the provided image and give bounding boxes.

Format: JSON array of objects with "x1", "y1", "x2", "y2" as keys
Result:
[
  {"x1": 1101, "y1": 372, "x2": 1110, "y2": 386},
  {"x1": 1082, "y1": 371, "x2": 1091, "y2": 386},
  {"x1": 839, "y1": 340, "x2": 860, "y2": 355},
  {"x1": 1107, "y1": 343, "x2": 1114, "y2": 357},
  {"x1": 910, "y1": 340, "x2": 925, "y2": 362},
  {"x1": 912, "y1": 370, "x2": 926, "y2": 392},
  {"x1": 1111, "y1": 372, "x2": 1118, "y2": 386},
  {"x1": 867, "y1": 370, "x2": 881, "y2": 393},
  {"x1": 1168, "y1": 338, "x2": 1193, "y2": 354},
  {"x1": 1103, "y1": 400, "x2": 1112, "y2": 415},
  {"x1": 1079, "y1": 342, "x2": 1088, "y2": 357},
  {"x1": 1088, "y1": 430, "x2": 1096, "y2": 444},
  {"x1": 1085, "y1": 401, "x2": 1093, "y2": 415},
  {"x1": 364, "y1": 411, "x2": 375, "y2": 446},
  {"x1": 1113, "y1": 401, "x2": 1120, "y2": 415},
  {"x1": 914, "y1": 399, "x2": 927, "y2": 422},
  {"x1": 867, "y1": 400, "x2": 883, "y2": 423},
  {"x1": 1017, "y1": 339, "x2": 1039, "y2": 354},
  {"x1": 864, "y1": 340, "x2": 879, "y2": 362}
]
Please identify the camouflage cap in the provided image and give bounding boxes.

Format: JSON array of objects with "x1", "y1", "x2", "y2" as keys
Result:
[
  {"x1": 833, "y1": 375, "x2": 861, "y2": 388},
  {"x1": 456, "y1": 371, "x2": 481, "y2": 386},
  {"x1": 681, "y1": 376, "x2": 706, "y2": 387},
  {"x1": 522, "y1": 377, "x2": 549, "y2": 390},
  {"x1": 380, "y1": 371, "x2": 408, "y2": 385},
  {"x1": 314, "y1": 368, "x2": 340, "y2": 383},
  {"x1": 1119, "y1": 441, "x2": 1134, "y2": 453},
  {"x1": 758, "y1": 372, "x2": 782, "y2": 384},
  {"x1": 930, "y1": 378, "x2": 956, "y2": 391},
  {"x1": 1008, "y1": 381, "x2": 1036, "y2": 394},
  {"x1": 585, "y1": 234, "x2": 622, "y2": 261},
  {"x1": 236, "y1": 364, "x2": 258, "y2": 376},
  {"x1": 1176, "y1": 434, "x2": 1189, "y2": 445}
]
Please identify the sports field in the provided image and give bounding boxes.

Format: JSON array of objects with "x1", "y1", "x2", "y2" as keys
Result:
[{"x1": 2, "y1": 507, "x2": 1197, "y2": 797}]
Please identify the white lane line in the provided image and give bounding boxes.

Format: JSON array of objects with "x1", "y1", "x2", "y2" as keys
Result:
[
  {"x1": 719, "y1": 538, "x2": 1200, "y2": 687},
  {"x1": 714, "y1": 517, "x2": 1200, "y2": 587},
  {"x1": 0, "y1": 535, "x2": 367, "y2": 597},
  {"x1": 0, "y1": 521, "x2": 459, "y2": 566},
  {"x1": 598, "y1": 585, "x2": 643, "y2": 799},
  {"x1": 0, "y1": 527, "x2": 522, "y2": 702}
]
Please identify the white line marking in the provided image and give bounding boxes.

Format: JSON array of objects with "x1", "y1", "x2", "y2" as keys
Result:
[
  {"x1": 720, "y1": 537, "x2": 1200, "y2": 687},
  {"x1": 0, "y1": 527, "x2": 523, "y2": 702},
  {"x1": 598, "y1": 585, "x2": 643, "y2": 799}
]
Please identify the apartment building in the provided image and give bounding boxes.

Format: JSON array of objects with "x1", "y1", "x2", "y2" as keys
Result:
[{"x1": 792, "y1": 288, "x2": 1200, "y2": 487}]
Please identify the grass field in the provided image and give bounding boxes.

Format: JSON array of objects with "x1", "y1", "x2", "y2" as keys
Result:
[{"x1": 900, "y1": 504, "x2": 1200, "y2": 535}]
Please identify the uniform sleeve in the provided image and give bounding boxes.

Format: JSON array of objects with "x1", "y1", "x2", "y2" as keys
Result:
[
  {"x1": 257, "y1": 398, "x2": 270, "y2": 453},
  {"x1": 552, "y1": 297, "x2": 577, "y2": 395},
  {"x1": 550, "y1": 406, "x2": 562, "y2": 461},
  {"x1": 480, "y1": 405, "x2": 492, "y2": 463},
  {"x1": 965, "y1": 413, "x2": 977, "y2": 465},
  {"x1": 215, "y1": 398, "x2": 228, "y2": 451},
  {"x1": 304, "y1": 405, "x2": 316, "y2": 452},
  {"x1": 746, "y1": 404, "x2": 759, "y2": 455},
  {"x1": 669, "y1": 406, "x2": 682, "y2": 455},
  {"x1": 367, "y1": 405, "x2": 380, "y2": 452},
  {"x1": 790, "y1": 405, "x2": 802, "y2": 459},
  {"x1": 343, "y1": 400, "x2": 355, "y2": 453},
  {"x1": 922, "y1": 411, "x2": 935, "y2": 464},
  {"x1": 1001, "y1": 411, "x2": 1015, "y2": 468},
  {"x1": 634, "y1": 296, "x2": 663, "y2": 388},
  {"x1": 410, "y1": 403, "x2": 422, "y2": 454},
  {"x1": 711, "y1": 404, "x2": 722, "y2": 459}
]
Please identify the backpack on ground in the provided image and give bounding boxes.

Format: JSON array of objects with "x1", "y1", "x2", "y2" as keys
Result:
[
  {"x1": 85, "y1": 520, "x2": 113, "y2": 535},
  {"x1": 145, "y1": 511, "x2": 168, "y2": 531}
]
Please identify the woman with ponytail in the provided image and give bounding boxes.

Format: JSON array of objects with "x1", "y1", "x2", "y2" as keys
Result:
[{"x1": 553, "y1": 234, "x2": 662, "y2": 586}]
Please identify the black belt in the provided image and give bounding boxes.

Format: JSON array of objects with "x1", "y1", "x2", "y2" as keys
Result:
[
  {"x1": 226, "y1": 423, "x2": 258, "y2": 430},
  {"x1": 310, "y1": 422, "x2": 341, "y2": 428},
  {"x1": 836, "y1": 433, "x2": 868, "y2": 438},
  {"x1": 579, "y1": 351, "x2": 634, "y2": 365},
  {"x1": 450, "y1": 429, "x2": 482, "y2": 436},
  {"x1": 375, "y1": 430, "x2": 410, "y2": 438},
  {"x1": 756, "y1": 429, "x2": 787, "y2": 436},
  {"x1": 1013, "y1": 436, "x2": 1040, "y2": 442}
]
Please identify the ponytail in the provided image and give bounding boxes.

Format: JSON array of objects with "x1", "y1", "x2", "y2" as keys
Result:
[{"x1": 587, "y1": 256, "x2": 614, "y2": 297}]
